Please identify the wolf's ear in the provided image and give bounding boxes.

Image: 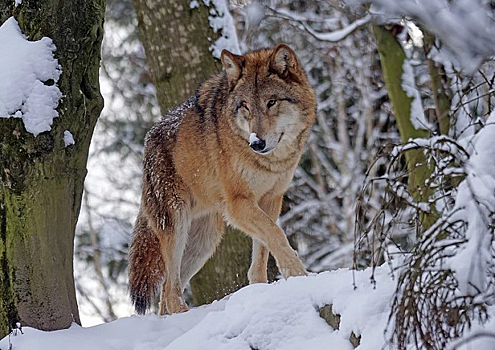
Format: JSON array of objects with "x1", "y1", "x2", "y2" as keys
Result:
[
  {"x1": 221, "y1": 49, "x2": 245, "y2": 88},
  {"x1": 269, "y1": 44, "x2": 299, "y2": 78}
]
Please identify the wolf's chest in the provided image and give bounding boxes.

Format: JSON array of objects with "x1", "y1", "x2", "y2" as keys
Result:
[{"x1": 237, "y1": 162, "x2": 291, "y2": 200}]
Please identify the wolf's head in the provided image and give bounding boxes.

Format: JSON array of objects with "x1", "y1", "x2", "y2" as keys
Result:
[{"x1": 221, "y1": 44, "x2": 316, "y2": 155}]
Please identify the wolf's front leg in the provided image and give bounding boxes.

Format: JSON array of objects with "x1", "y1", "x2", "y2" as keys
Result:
[
  {"x1": 226, "y1": 196, "x2": 307, "y2": 279},
  {"x1": 248, "y1": 194, "x2": 283, "y2": 284},
  {"x1": 248, "y1": 239, "x2": 269, "y2": 284}
]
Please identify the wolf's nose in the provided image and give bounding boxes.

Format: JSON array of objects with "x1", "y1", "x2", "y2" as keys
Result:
[{"x1": 250, "y1": 139, "x2": 266, "y2": 152}]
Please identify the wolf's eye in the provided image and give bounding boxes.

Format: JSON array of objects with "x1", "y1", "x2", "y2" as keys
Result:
[
  {"x1": 241, "y1": 101, "x2": 250, "y2": 111},
  {"x1": 267, "y1": 100, "x2": 277, "y2": 109}
]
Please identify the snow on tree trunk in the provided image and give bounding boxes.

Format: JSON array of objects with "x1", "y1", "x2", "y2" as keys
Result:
[
  {"x1": 423, "y1": 30, "x2": 451, "y2": 135},
  {"x1": 131, "y1": 0, "x2": 254, "y2": 305},
  {"x1": 0, "y1": 0, "x2": 105, "y2": 337}
]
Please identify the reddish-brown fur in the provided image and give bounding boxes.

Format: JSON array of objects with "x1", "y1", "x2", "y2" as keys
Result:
[{"x1": 128, "y1": 44, "x2": 317, "y2": 315}]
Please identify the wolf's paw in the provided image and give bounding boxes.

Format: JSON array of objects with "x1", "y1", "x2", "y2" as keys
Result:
[
  {"x1": 248, "y1": 267, "x2": 268, "y2": 284},
  {"x1": 175, "y1": 303, "x2": 189, "y2": 314},
  {"x1": 280, "y1": 261, "x2": 307, "y2": 279},
  {"x1": 165, "y1": 296, "x2": 189, "y2": 315}
]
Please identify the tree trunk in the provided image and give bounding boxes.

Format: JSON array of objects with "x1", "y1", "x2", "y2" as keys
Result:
[
  {"x1": 0, "y1": 0, "x2": 105, "y2": 337},
  {"x1": 373, "y1": 25, "x2": 436, "y2": 230},
  {"x1": 132, "y1": 0, "x2": 255, "y2": 306},
  {"x1": 132, "y1": 0, "x2": 220, "y2": 111}
]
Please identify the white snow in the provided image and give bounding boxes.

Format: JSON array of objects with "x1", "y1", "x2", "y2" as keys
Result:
[
  {"x1": 63, "y1": 130, "x2": 75, "y2": 147},
  {"x1": 401, "y1": 59, "x2": 431, "y2": 130},
  {"x1": 248, "y1": 132, "x2": 259, "y2": 145},
  {"x1": 189, "y1": 0, "x2": 199, "y2": 9},
  {"x1": 14, "y1": 0, "x2": 22, "y2": 5},
  {"x1": 355, "y1": 0, "x2": 495, "y2": 73},
  {"x1": 1, "y1": 266, "x2": 396, "y2": 350},
  {"x1": 244, "y1": 1, "x2": 264, "y2": 28},
  {"x1": 0, "y1": 17, "x2": 62, "y2": 136},
  {"x1": 447, "y1": 111, "x2": 495, "y2": 295},
  {"x1": 2, "y1": 264, "x2": 495, "y2": 349},
  {"x1": 300, "y1": 13, "x2": 371, "y2": 43},
  {"x1": 206, "y1": 0, "x2": 241, "y2": 57}
]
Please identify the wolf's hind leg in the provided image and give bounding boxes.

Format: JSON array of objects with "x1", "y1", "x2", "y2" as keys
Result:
[
  {"x1": 179, "y1": 213, "x2": 224, "y2": 287},
  {"x1": 158, "y1": 207, "x2": 191, "y2": 315}
]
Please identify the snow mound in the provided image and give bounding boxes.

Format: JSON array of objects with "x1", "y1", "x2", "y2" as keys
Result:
[
  {"x1": 1, "y1": 267, "x2": 396, "y2": 350},
  {"x1": 0, "y1": 17, "x2": 62, "y2": 136}
]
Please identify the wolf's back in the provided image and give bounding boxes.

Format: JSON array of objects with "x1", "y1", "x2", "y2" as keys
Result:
[{"x1": 128, "y1": 212, "x2": 165, "y2": 314}]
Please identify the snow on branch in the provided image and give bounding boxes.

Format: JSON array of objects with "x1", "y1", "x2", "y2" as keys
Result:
[
  {"x1": 356, "y1": 0, "x2": 495, "y2": 73},
  {"x1": 401, "y1": 59, "x2": 432, "y2": 131},
  {"x1": 300, "y1": 14, "x2": 372, "y2": 42},
  {"x1": 447, "y1": 114, "x2": 495, "y2": 295},
  {"x1": 0, "y1": 17, "x2": 62, "y2": 136},
  {"x1": 267, "y1": 7, "x2": 372, "y2": 43}
]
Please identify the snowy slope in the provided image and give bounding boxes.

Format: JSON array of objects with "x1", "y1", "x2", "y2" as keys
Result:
[
  {"x1": 2, "y1": 264, "x2": 495, "y2": 349},
  {"x1": 1, "y1": 267, "x2": 395, "y2": 350}
]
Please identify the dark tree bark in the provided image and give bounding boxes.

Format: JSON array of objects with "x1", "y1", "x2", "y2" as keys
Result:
[
  {"x1": 0, "y1": 0, "x2": 105, "y2": 337},
  {"x1": 132, "y1": 0, "x2": 258, "y2": 306}
]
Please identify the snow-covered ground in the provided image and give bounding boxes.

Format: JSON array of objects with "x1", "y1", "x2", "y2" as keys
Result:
[
  {"x1": 3, "y1": 264, "x2": 494, "y2": 350},
  {"x1": 2, "y1": 266, "x2": 393, "y2": 350}
]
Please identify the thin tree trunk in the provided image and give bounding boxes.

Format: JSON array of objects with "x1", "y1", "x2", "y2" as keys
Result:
[
  {"x1": 0, "y1": 0, "x2": 105, "y2": 337},
  {"x1": 189, "y1": 229, "x2": 251, "y2": 306},
  {"x1": 132, "y1": 0, "x2": 256, "y2": 306},
  {"x1": 373, "y1": 25, "x2": 436, "y2": 230}
]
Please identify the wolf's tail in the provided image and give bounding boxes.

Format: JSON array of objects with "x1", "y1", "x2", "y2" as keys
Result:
[{"x1": 128, "y1": 212, "x2": 165, "y2": 314}]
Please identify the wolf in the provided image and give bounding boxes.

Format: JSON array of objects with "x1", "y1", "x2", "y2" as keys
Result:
[{"x1": 128, "y1": 44, "x2": 317, "y2": 315}]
